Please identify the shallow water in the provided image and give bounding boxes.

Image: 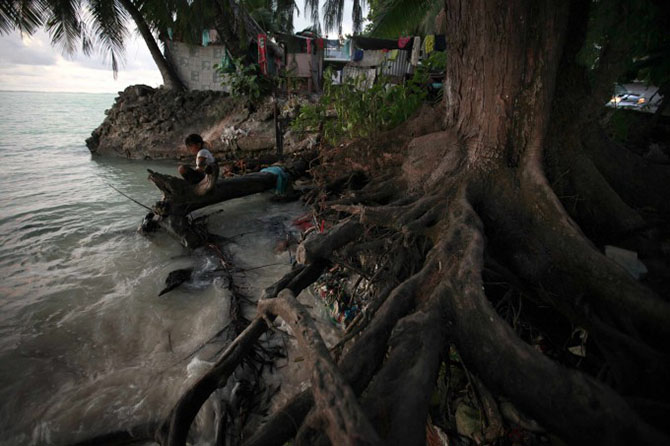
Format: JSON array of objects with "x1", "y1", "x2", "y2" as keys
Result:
[{"x1": 0, "y1": 91, "x2": 302, "y2": 445}]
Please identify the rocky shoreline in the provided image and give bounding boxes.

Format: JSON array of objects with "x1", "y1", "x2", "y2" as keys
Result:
[{"x1": 86, "y1": 85, "x2": 316, "y2": 162}]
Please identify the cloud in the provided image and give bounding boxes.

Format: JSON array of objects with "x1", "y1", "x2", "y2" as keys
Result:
[
  {"x1": 0, "y1": 3, "x2": 369, "y2": 93},
  {"x1": 0, "y1": 32, "x2": 58, "y2": 66},
  {"x1": 0, "y1": 25, "x2": 162, "y2": 92}
]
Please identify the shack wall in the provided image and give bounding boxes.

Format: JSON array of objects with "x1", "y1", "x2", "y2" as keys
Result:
[{"x1": 166, "y1": 41, "x2": 229, "y2": 92}]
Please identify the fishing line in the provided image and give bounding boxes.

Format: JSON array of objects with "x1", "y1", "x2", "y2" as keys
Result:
[{"x1": 106, "y1": 183, "x2": 153, "y2": 211}]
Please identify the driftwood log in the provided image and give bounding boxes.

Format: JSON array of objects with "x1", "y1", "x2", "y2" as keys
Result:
[
  {"x1": 145, "y1": 157, "x2": 310, "y2": 248},
  {"x1": 149, "y1": 171, "x2": 278, "y2": 217}
]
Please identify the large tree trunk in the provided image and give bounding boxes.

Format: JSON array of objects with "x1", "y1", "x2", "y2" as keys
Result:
[{"x1": 117, "y1": 0, "x2": 185, "y2": 90}]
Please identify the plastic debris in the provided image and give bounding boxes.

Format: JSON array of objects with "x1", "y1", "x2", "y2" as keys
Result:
[
  {"x1": 311, "y1": 265, "x2": 363, "y2": 328},
  {"x1": 567, "y1": 327, "x2": 588, "y2": 357},
  {"x1": 604, "y1": 245, "x2": 648, "y2": 279}
]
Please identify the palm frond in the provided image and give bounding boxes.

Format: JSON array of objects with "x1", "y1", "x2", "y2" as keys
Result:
[
  {"x1": 303, "y1": 0, "x2": 320, "y2": 32},
  {"x1": 44, "y1": 0, "x2": 82, "y2": 54},
  {"x1": 88, "y1": 0, "x2": 128, "y2": 76},
  {"x1": 273, "y1": 0, "x2": 297, "y2": 33},
  {"x1": 322, "y1": 0, "x2": 344, "y2": 35},
  {"x1": 352, "y1": 0, "x2": 364, "y2": 34},
  {"x1": 169, "y1": 0, "x2": 217, "y2": 45},
  {"x1": 0, "y1": 0, "x2": 46, "y2": 34}
]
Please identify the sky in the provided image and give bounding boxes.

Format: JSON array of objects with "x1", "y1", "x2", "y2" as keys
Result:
[{"x1": 0, "y1": 2, "x2": 364, "y2": 94}]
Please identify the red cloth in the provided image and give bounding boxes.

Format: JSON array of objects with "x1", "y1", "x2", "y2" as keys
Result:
[
  {"x1": 316, "y1": 38, "x2": 324, "y2": 50},
  {"x1": 307, "y1": 38, "x2": 312, "y2": 54},
  {"x1": 257, "y1": 33, "x2": 268, "y2": 75},
  {"x1": 398, "y1": 36, "x2": 411, "y2": 48}
]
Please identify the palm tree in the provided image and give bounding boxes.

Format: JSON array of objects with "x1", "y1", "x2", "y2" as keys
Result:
[
  {"x1": 245, "y1": 0, "x2": 297, "y2": 34},
  {"x1": 0, "y1": 0, "x2": 185, "y2": 90},
  {"x1": 120, "y1": 0, "x2": 185, "y2": 89},
  {"x1": 303, "y1": 0, "x2": 367, "y2": 36}
]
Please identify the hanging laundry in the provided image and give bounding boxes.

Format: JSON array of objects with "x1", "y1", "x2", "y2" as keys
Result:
[
  {"x1": 398, "y1": 36, "x2": 411, "y2": 48},
  {"x1": 306, "y1": 38, "x2": 312, "y2": 54},
  {"x1": 202, "y1": 30, "x2": 210, "y2": 47},
  {"x1": 388, "y1": 49, "x2": 399, "y2": 61},
  {"x1": 411, "y1": 36, "x2": 421, "y2": 65},
  {"x1": 257, "y1": 33, "x2": 268, "y2": 75},
  {"x1": 209, "y1": 29, "x2": 219, "y2": 44},
  {"x1": 435, "y1": 35, "x2": 446, "y2": 51},
  {"x1": 353, "y1": 49, "x2": 364, "y2": 62},
  {"x1": 220, "y1": 51, "x2": 234, "y2": 73},
  {"x1": 316, "y1": 38, "x2": 324, "y2": 50},
  {"x1": 424, "y1": 34, "x2": 435, "y2": 54},
  {"x1": 167, "y1": 27, "x2": 173, "y2": 40}
]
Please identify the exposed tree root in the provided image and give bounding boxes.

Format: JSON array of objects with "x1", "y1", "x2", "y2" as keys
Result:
[
  {"x1": 295, "y1": 219, "x2": 362, "y2": 265},
  {"x1": 130, "y1": 2, "x2": 670, "y2": 444},
  {"x1": 585, "y1": 128, "x2": 670, "y2": 215},
  {"x1": 480, "y1": 170, "x2": 670, "y2": 348},
  {"x1": 564, "y1": 153, "x2": 646, "y2": 237},
  {"x1": 156, "y1": 262, "x2": 327, "y2": 446},
  {"x1": 361, "y1": 287, "x2": 447, "y2": 445},
  {"x1": 438, "y1": 196, "x2": 668, "y2": 445},
  {"x1": 259, "y1": 290, "x2": 381, "y2": 446}
]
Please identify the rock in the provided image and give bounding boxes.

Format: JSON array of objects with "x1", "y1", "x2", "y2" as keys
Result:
[
  {"x1": 159, "y1": 267, "x2": 194, "y2": 296},
  {"x1": 236, "y1": 133, "x2": 275, "y2": 152},
  {"x1": 86, "y1": 85, "x2": 311, "y2": 161}
]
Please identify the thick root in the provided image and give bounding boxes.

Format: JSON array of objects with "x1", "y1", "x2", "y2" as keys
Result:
[
  {"x1": 482, "y1": 170, "x2": 670, "y2": 348},
  {"x1": 562, "y1": 153, "x2": 646, "y2": 238},
  {"x1": 441, "y1": 196, "x2": 668, "y2": 445},
  {"x1": 361, "y1": 288, "x2": 447, "y2": 445},
  {"x1": 584, "y1": 129, "x2": 670, "y2": 215}
]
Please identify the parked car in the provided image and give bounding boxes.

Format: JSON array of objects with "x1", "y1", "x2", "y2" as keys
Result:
[{"x1": 607, "y1": 83, "x2": 662, "y2": 113}]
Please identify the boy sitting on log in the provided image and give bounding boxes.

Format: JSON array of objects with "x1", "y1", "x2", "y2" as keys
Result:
[{"x1": 178, "y1": 134, "x2": 218, "y2": 184}]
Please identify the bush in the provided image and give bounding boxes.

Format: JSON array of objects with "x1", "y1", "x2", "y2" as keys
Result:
[
  {"x1": 292, "y1": 66, "x2": 429, "y2": 144},
  {"x1": 214, "y1": 56, "x2": 272, "y2": 103}
]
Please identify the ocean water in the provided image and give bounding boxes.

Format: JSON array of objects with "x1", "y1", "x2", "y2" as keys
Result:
[{"x1": 0, "y1": 91, "x2": 301, "y2": 445}]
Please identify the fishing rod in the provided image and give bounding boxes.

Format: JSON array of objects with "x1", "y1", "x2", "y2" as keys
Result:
[{"x1": 106, "y1": 183, "x2": 153, "y2": 211}]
